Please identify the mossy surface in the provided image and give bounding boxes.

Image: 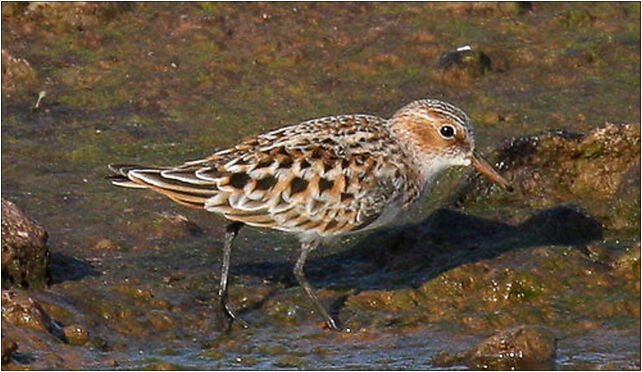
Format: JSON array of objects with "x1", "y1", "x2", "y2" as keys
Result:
[{"x1": 1, "y1": 2, "x2": 639, "y2": 369}]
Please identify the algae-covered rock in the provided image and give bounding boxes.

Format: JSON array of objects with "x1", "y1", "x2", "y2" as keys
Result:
[
  {"x1": 465, "y1": 325, "x2": 555, "y2": 369},
  {"x1": 21, "y1": 2, "x2": 134, "y2": 28},
  {"x1": 62, "y1": 324, "x2": 90, "y2": 345},
  {"x1": 0, "y1": 1, "x2": 639, "y2": 369},
  {"x1": 1, "y1": 198, "x2": 50, "y2": 289},
  {"x1": 436, "y1": 45, "x2": 492, "y2": 81},
  {"x1": 456, "y1": 123, "x2": 641, "y2": 230},
  {"x1": 433, "y1": 325, "x2": 556, "y2": 369},
  {"x1": 1, "y1": 290, "x2": 53, "y2": 332},
  {"x1": 610, "y1": 162, "x2": 641, "y2": 231},
  {"x1": 273, "y1": 355, "x2": 309, "y2": 368}
]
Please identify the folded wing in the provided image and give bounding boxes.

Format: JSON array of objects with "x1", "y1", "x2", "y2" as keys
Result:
[{"x1": 108, "y1": 114, "x2": 417, "y2": 236}]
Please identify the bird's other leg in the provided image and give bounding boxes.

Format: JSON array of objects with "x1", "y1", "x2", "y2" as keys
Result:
[
  {"x1": 294, "y1": 240, "x2": 340, "y2": 331},
  {"x1": 215, "y1": 221, "x2": 248, "y2": 331}
]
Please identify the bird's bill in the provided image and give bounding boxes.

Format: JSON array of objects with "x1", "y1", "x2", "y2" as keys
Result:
[{"x1": 470, "y1": 152, "x2": 513, "y2": 192}]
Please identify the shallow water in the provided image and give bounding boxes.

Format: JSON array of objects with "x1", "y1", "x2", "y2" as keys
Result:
[{"x1": 2, "y1": 2, "x2": 640, "y2": 370}]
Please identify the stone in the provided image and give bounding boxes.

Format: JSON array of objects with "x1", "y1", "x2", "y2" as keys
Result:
[
  {"x1": 433, "y1": 325, "x2": 556, "y2": 369},
  {"x1": 1, "y1": 289, "x2": 53, "y2": 331},
  {"x1": 1, "y1": 198, "x2": 50, "y2": 289}
]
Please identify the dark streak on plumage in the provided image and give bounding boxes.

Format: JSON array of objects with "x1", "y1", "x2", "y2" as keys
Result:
[
  {"x1": 256, "y1": 159, "x2": 274, "y2": 168},
  {"x1": 318, "y1": 178, "x2": 334, "y2": 193},
  {"x1": 340, "y1": 192, "x2": 353, "y2": 202},
  {"x1": 279, "y1": 158, "x2": 294, "y2": 168},
  {"x1": 311, "y1": 148, "x2": 324, "y2": 159},
  {"x1": 323, "y1": 161, "x2": 334, "y2": 173},
  {"x1": 255, "y1": 176, "x2": 277, "y2": 190},
  {"x1": 230, "y1": 173, "x2": 251, "y2": 189},
  {"x1": 290, "y1": 177, "x2": 308, "y2": 194}
]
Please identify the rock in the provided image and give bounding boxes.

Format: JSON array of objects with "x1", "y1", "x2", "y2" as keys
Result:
[
  {"x1": 468, "y1": 326, "x2": 555, "y2": 369},
  {"x1": 436, "y1": 45, "x2": 492, "y2": 80},
  {"x1": 455, "y1": 123, "x2": 641, "y2": 230},
  {"x1": 1, "y1": 198, "x2": 50, "y2": 289},
  {"x1": 1, "y1": 334, "x2": 17, "y2": 364},
  {"x1": 1, "y1": 49, "x2": 37, "y2": 92},
  {"x1": 62, "y1": 324, "x2": 90, "y2": 345},
  {"x1": 24, "y1": 2, "x2": 134, "y2": 27},
  {"x1": 466, "y1": 325, "x2": 555, "y2": 368},
  {"x1": 1, "y1": 290, "x2": 53, "y2": 331},
  {"x1": 609, "y1": 161, "x2": 641, "y2": 230},
  {"x1": 273, "y1": 355, "x2": 308, "y2": 368},
  {"x1": 433, "y1": 325, "x2": 556, "y2": 369}
]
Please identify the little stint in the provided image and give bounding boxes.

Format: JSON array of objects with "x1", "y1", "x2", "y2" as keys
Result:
[{"x1": 109, "y1": 99, "x2": 512, "y2": 331}]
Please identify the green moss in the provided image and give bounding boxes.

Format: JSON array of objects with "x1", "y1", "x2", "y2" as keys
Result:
[
  {"x1": 557, "y1": 9, "x2": 594, "y2": 27},
  {"x1": 234, "y1": 356, "x2": 259, "y2": 366},
  {"x1": 1, "y1": 2, "x2": 640, "y2": 369},
  {"x1": 62, "y1": 324, "x2": 90, "y2": 345},
  {"x1": 481, "y1": 269, "x2": 545, "y2": 304},
  {"x1": 273, "y1": 355, "x2": 309, "y2": 368},
  {"x1": 157, "y1": 347, "x2": 180, "y2": 356},
  {"x1": 255, "y1": 344, "x2": 287, "y2": 355},
  {"x1": 200, "y1": 348, "x2": 225, "y2": 359},
  {"x1": 140, "y1": 359, "x2": 192, "y2": 370}
]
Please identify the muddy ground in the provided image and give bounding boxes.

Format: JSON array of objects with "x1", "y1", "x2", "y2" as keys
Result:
[{"x1": 1, "y1": 2, "x2": 640, "y2": 370}]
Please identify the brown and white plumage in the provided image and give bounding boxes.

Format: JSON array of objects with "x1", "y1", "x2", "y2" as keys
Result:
[
  {"x1": 110, "y1": 114, "x2": 420, "y2": 237},
  {"x1": 108, "y1": 99, "x2": 511, "y2": 330}
]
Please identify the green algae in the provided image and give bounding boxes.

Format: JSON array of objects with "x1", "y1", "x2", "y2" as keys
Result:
[{"x1": 1, "y1": 2, "x2": 639, "y2": 370}]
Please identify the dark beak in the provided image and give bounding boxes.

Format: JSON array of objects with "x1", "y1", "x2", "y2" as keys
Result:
[{"x1": 470, "y1": 151, "x2": 513, "y2": 192}]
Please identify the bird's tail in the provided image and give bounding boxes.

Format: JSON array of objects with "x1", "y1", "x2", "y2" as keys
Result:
[
  {"x1": 107, "y1": 163, "x2": 216, "y2": 208},
  {"x1": 107, "y1": 164, "x2": 150, "y2": 189}
]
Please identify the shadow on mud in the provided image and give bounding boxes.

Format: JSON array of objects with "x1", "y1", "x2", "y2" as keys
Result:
[
  {"x1": 49, "y1": 253, "x2": 99, "y2": 284},
  {"x1": 234, "y1": 204, "x2": 603, "y2": 291}
]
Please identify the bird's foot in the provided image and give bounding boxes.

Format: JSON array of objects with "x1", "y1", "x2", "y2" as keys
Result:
[
  {"x1": 214, "y1": 301, "x2": 249, "y2": 332},
  {"x1": 321, "y1": 315, "x2": 340, "y2": 332}
]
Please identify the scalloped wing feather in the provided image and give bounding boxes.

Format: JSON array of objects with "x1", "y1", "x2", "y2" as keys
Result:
[{"x1": 109, "y1": 114, "x2": 422, "y2": 236}]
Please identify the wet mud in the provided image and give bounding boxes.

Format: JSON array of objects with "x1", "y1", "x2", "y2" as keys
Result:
[{"x1": 1, "y1": 2, "x2": 640, "y2": 370}]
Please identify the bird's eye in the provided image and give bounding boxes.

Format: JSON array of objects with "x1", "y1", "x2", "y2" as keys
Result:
[{"x1": 439, "y1": 125, "x2": 455, "y2": 139}]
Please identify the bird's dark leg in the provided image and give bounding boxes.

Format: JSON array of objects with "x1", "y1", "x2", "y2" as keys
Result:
[
  {"x1": 294, "y1": 240, "x2": 340, "y2": 331},
  {"x1": 215, "y1": 221, "x2": 248, "y2": 331}
]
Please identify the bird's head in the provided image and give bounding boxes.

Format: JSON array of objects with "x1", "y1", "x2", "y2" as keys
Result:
[{"x1": 389, "y1": 99, "x2": 512, "y2": 191}]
